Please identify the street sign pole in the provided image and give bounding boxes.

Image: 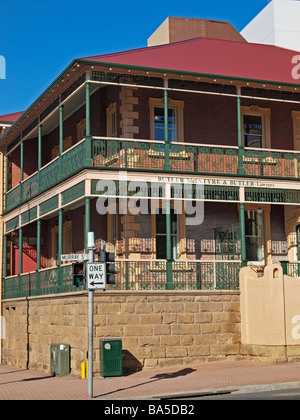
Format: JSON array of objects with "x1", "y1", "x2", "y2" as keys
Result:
[{"x1": 87, "y1": 233, "x2": 95, "y2": 399}]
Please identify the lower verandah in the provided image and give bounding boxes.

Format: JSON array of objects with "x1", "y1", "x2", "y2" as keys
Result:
[{"x1": 3, "y1": 200, "x2": 288, "y2": 298}]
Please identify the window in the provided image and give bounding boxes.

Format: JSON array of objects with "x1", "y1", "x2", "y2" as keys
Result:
[
  {"x1": 242, "y1": 106, "x2": 271, "y2": 149},
  {"x1": 111, "y1": 213, "x2": 117, "y2": 252},
  {"x1": 51, "y1": 221, "x2": 72, "y2": 265},
  {"x1": 156, "y1": 209, "x2": 179, "y2": 260},
  {"x1": 106, "y1": 102, "x2": 117, "y2": 137},
  {"x1": 51, "y1": 226, "x2": 59, "y2": 266},
  {"x1": 244, "y1": 115, "x2": 263, "y2": 148},
  {"x1": 245, "y1": 210, "x2": 264, "y2": 262},
  {"x1": 63, "y1": 221, "x2": 72, "y2": 254},
  {"x1": 149, "y1": 98, "x2": 184, "y2": 142},
  {"x1": 107, "y1": 205, "x2": 118, "y2": 253},
  {"x1": 77, "y1": 118, "x2": 86, "y2": 141},
  {"x1": 63, "y1": 136, "x2": 72, "y2": 152},
  {"x1": 111, "y1": 112, "x2": 116, "y2": 137},
  {"x1": 292, "y1": 111, "x2": 300, "y2": 151},
  {"x1": 154, "y1": 107, "x2": 177, "y2": 142}
]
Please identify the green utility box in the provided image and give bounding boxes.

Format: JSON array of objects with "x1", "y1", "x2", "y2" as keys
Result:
[
  {"x1": 50, "y1": 344, "x2": 70, "y2": 377},
  {"x1": 100, "y1": 339, "x2": 123, "y2": 378}
]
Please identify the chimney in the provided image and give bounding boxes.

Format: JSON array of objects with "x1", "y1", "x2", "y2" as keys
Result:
[{"x1": 148, "y1": 17, "x2": 247, "y2": 46}]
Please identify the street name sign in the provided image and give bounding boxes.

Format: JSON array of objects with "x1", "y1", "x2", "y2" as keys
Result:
[
  {"x1": 86, "y1": 262, "x2": 106, "y2": 290},
  {"x1": 61, "y1": 253, "x2": 88, "y2": 262}
]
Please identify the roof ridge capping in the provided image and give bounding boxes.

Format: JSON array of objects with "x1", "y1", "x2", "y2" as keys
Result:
[
  {"x1": 80, "y1": 35, "x2": 300, "y2": 63},
  {"x1": 79, "y1": 36, "x2": 254, "y2": 62},
  {"x1": 79, "y1": 36, "x2": 207, "y2": 61}
]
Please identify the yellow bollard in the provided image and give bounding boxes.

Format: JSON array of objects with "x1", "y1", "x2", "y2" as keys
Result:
[{"x1": 81, "y1": 362, "x2": 86, "y2": 379}]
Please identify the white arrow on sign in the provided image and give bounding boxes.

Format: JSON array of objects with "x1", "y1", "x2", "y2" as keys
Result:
[{"x1": 86, "y1": 262, "x2": 106, "y2": 290}]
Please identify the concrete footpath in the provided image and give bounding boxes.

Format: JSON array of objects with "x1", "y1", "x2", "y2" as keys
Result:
[{"x1": 1, "y1": 359, "x2": 300, "y2": 400}]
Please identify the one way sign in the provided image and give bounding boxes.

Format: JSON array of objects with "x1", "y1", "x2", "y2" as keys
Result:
[{"x1": 86, "y1": 262, "x2": 106, "y2": 290}]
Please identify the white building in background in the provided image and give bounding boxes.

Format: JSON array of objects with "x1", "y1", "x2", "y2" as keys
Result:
[{"x1": 241, "y1": 0, "x2": 300, "y2": 52}]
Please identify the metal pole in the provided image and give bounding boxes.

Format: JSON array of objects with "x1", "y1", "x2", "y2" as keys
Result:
[
  {"x1": 86, "y1": 201, "x2": 93, "y2": 398},
  {"x1": 87, "y1": 240, "x2": 94, "y2": 399}
]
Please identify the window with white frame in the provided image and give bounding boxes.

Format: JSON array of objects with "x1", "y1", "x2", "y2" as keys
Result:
[
  {"x1": 243, "y1": 115, "x2": 263, "y2": 148},
  {"x1": 154, "y1": 107, "x2": 177, "y2": 142},
  {"x1": 149, "y1": 97, "x2": 184, "y2": 142},
  {"x1": 242, "y1": 106, "x2": 271, "y2": 149}
]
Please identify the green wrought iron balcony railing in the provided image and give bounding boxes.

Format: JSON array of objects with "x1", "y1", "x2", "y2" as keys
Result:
[
  {"x1": 5, "y1": 136, "x2": 300, "y2": 213},
  {"x1": 2, "y1": 260, "x2": 241, "y2": 300}
]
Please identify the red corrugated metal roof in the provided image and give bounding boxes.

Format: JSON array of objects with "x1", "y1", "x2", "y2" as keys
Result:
[
  {"x1": 0, "y1": 111, "x2": 24, "y2": 123},
  {"x1": 80, "y1": 37, "x2": 300, "y2": 85}
]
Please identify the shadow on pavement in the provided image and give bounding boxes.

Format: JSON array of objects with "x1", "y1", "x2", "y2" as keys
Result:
[{"x1": 94, "y1": 367, "x2": 196, "y2": 399}]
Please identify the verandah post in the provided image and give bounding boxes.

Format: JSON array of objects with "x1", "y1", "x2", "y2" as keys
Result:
[
  {"x1": 162, "y1": 80, "x2": 173, "y2": 289},
  {"x1": 163, "y1": 82, "x2": 171, "y2": 172},
  {"x1": 37, "y1": 219, "x2": 41, "y2": 271},
  {"x1": 239, "y1": 202, "x2": 247, "y2": 267},
  {"x1": 18, "y1": 226, "x2": 23, "y2": 297},
  {"x1": 5, "y1": 154, "x2": 8, "y2": 210},
  {"x1": 85, "y1": 75, "x2": 93, "y2": 167},
  {"x1": 59, "y1": 105, "x2": 64, "y2": 179},
  {"x1": 237, "y1": 86, "x2": 245, "y2": 176},
  {"x1": 165, "y1": 192, "x2": 174, "y2": 290},
  {"x1": 20, "y1": 140, "x2": 24, "y2": 204},
  {"x1": 3, "y1": 234, "x2": 7, "y2": 279},
  {"x1": 58, "y1": 208, "x2": 63, "y2": 292},
  {"x1": 36, "y1": 218, "x2": 42, "y2": 295},
  {"x1": 85, "y1": 196, "x2": 91, "y2": 252},
  {"x1": 38, "y1": 124, "x2": 42, "y2": 192}
]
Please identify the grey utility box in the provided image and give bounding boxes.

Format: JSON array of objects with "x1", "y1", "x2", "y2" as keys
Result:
[{"x1": 50, "y1": 344, "x2": 70, "y2": 377}]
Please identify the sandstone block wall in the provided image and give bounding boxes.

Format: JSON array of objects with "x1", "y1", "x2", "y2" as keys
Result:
[{"x1": 1, "y1": 290, "x2": 240, "y2": 376}]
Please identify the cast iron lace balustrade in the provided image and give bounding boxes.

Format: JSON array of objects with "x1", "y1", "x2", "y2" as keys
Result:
[
  {"x1": 2, "y1": 260, "x2": 241, "y2": 299},
  {"x1": 5, "y1": 137, "x2": 300, "y2": 213}
]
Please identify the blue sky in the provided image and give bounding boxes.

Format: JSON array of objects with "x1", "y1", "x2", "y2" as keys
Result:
[{"x1": 0, "y1": 0, "x2": 269, "y2": 116}]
